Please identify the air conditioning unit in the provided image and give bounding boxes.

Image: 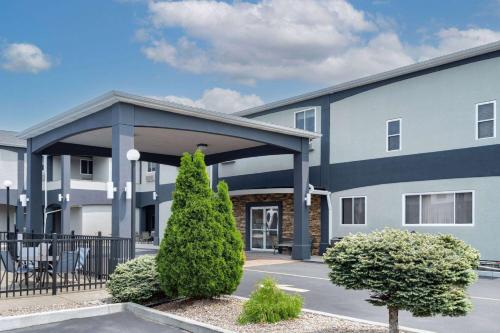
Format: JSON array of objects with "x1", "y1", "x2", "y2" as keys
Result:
[{"x1": 145, "y1": 174, "x2": 155, "y2": 182}]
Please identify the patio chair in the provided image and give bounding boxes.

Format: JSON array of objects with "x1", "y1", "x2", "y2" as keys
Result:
[
  {"x1": 76, "y1": 247, "x2": 91, "y2": 282},
  {"x1": 47, "y1": 251, "x2": 79, "y2": 286},
  {"x1": 0, "y1": 250, "x2": 34, "y2": 289}
]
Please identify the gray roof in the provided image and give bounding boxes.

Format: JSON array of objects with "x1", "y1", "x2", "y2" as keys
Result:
[
  {"x1": 18, "y1": 91, "x2": 321, "y2": 140},
  {"x1": 236, "y1": 40, "x2": 500, "y2": 116},
  {"x1": 0, "y1": 130, "x2": 26, "y2": 148}
]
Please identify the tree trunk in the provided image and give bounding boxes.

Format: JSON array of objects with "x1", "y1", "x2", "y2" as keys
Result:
[{"x1": 388, "y1": 306, "x2": 399, "y2": 333}]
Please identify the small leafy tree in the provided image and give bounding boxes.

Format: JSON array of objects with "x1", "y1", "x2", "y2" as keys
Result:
[
  {"x1": 157, "y1": 150, "x2": 225, "y2": 298},
  {"x1": 214, "y1": 181, "x2": 245, "y2": 294},
  {"x1": 324, "y1": 229, "x2": 479, "y2": 333}
]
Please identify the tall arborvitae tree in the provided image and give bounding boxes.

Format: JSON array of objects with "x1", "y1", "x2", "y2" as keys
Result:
[
  {"x1": 214, "y1": 181, "x2": 244, "y2": 294},
  {"x1": 324, "y1": 229, "x2": 479, "y2": 333},
  {"x1": 157, "y1": 150, "x2": 226, "y2": 298}
]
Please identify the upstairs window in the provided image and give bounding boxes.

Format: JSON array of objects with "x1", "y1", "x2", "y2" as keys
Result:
[
  {"x1": 476, "y1": 101, "x2": 496, "y2": 139},
  {"x1": 386, "y1": 119, "x2": 401, "y2": 151},
  {"x1": 295, "y1": 108, "x2": 316, "y2": 132},
  {"x1": 80, "y1": 158, "x2": 93, "y2": 175},
  {"x1": 341, "y1": 196, "x2": 366, "y2": 225},
  {"x1": 147, "y1": 162, "x2": 156, "y2": 173}
]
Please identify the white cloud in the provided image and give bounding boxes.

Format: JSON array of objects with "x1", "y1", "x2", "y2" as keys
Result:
[
  {"x1": 152, "y1": 87, "x2": 264, "y2": 113},
  {"x1": 139, "y1": 0, "x2": 500, "y2": 85},
  {"x1": 1, "y1": 43, "x2": 52, "y2": 73}
]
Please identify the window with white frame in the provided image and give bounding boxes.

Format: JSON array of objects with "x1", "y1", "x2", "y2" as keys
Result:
[
  {"x1": 341, "y1": 197, "x2": 366, "y2": 225},
  {"x1": 147, "y1": 162, "x2": 156, "y2": 173},
  {"x1": 80, "y1": 158, "x2": 93, "y2": 175},
  {"x1": 386, "y1": 119, "x2": 401, "y2": 151},
  {"x1": 476, "y1": 101, "x2": 496, "y2": 139},
  {"x1": 295, "y1": 108, "x2": 316, "y2": 132},
  {"x1": 404, "y1": 191, "x2": 473, "y2": 225}
]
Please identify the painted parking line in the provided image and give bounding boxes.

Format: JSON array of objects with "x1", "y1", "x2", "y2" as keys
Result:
[
  {"x1": 245, "y1": 268, "x2": 330, "y2": 281},
  {"x1": 245, "y1": 268, "x2": 500, "y2": 302},
  {"x1": 277, "y1": 284, "x2": 309, "y2": 293}
]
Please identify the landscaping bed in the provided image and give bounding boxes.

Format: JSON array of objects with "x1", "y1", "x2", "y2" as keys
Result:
[{"x1": 154, "y1": 296, "x2": 395, "y2": 333}]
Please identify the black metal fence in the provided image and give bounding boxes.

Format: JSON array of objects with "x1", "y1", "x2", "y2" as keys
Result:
[{"x1": 0, "y1": 232, "x2": 131, "y2": 298}]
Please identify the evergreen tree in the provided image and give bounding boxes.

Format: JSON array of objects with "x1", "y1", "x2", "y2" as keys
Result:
[
  {"x1": 157, "y1": 150, "x2": 225, "y2": 298},
  {"x1": 324, "y1": 229, "x2": 479, "y2": 333},
  {"x1": 214, "y1": 181, "x2": 244, "y2": 294}
]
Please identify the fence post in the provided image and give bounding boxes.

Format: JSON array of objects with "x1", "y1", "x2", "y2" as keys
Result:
[
  {"x1": 71, "y1": 230, "x2": 75, "y2": 251},
  {"x1": 51, "y1": 233, "x2": 57, "y2": 295},
  {"x1": 97, "y1": 231, "x2": 102, "y2": 280}
]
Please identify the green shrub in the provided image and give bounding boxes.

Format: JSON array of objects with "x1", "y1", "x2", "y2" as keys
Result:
[
  {"x1": 157, "y1": 150, "x2": 229, "y2": 299},
  {"x1": 324, "y1": 229, "x2": 479, "y2": 333},
  {"x1": 107, "y1": 255, "x2": 162, "y2": 304},
  {"x1": 214, "y1": 181, "x2": 245, "y2": 295},
  {"x1": 238, "y1": 278, "x2": 303, "y2": 324}
]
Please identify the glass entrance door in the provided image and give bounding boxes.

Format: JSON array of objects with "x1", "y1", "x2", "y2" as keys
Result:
[{"x1": 250, "y1": 206, "x2": 279, "y2": 250}]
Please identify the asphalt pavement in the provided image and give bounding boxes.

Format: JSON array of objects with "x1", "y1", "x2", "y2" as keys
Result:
[{"x1": 236, "y1": 260, "x2": 500, "y2": 333}]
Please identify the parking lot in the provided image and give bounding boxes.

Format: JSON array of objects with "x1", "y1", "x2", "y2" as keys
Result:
[{"x1": 236, "y1": 258, "x2": 500, "y2": 333}]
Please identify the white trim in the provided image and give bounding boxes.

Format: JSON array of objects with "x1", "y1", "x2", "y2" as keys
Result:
[
  {"x1": 18, "y1": 91, "x2": 321, "y2": 140},
  {"x1": 402, "y1": 190, "x2": 475, "y2": 226},
  {"x1": 80, "y1": 158, "x2": 93, "y2": 176},
  {"x1": 294, "y1": 107, "x2": 317, "y2": 133},
  {"x1": 339, "y1": 196, "x2": 367, "y2": 225},
  {"x1": 229, "y1": 188, "x2": 293, "y2": 196},
  {"x1": 475, "y1": 100, "x2": 496, "y2": 140},
  {"x1": 386, "y1": 118, "x2": 402, "y2": 152}
]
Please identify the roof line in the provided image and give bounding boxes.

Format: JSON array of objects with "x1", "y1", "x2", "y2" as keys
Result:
[
  {"x1": 236, "y1": 40, "x2": 500, "y2": 116},
  {"x1": 18, "y1": 91, "x2": 321, "y2": 140}
]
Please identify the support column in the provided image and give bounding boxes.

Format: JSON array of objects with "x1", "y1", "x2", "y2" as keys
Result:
[
  {"x1": 211, "y1": 164, "x2": 219, "y2": 192},
  {"x1": 26, "y1": 139, "x2": 43, "y2": 233},
  {"x1": 292, "y1": 138, "x2": 310, "y2": 260},
  {"x1": 16, "y1": 150, "x2": 25, "y2": 231},
  {"x1": 154, "y1": 163, "x2": 160, "y2": 245},
  {"x1": 112, "y1": 123, "x2": 134, "y2": 238},
  {"x1": 61, "y1": 155, "x2": 71, "y2": 234}
]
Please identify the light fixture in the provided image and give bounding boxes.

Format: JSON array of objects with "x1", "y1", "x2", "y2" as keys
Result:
[
  {"x1": 58, "y1": 193, "x2": 64, "y2": 202},
  {"x1": 20, "y1": 194, "x2": 28, "y2": 207},
  {"x1": 197, "y1": 143, "x2": 208, "y2": 152},
  {"x1": 3, "y1": 180, "x2": 12, "y2": 188},
  {"x1": 126, "y1": 149, "x2": 141, "y2": 161}
]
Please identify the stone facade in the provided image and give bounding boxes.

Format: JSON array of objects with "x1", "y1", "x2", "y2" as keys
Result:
[{"x1": 230, "y1": 193, "x2": 322, "y2": 255}]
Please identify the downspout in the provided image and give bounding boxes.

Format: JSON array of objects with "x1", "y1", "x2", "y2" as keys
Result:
[
  {"x1": 43, "y1": 155, "x2": 48, "y2": 233},
  {"x1": 308, "y1": 184, "x2": 333, "y2": 243}
]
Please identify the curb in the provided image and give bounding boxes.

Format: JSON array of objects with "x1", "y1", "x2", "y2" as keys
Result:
[
  {"x1": 0, "y1": 303, "x2": 234, "y2": 333},
  {"x1": 230, "y1": 295, "x2": 434, "y2": 333}
]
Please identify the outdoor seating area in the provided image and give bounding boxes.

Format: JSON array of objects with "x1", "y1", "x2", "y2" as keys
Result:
[{"x1": 0, "y1": 232, "x2": 131, "y2": 298}]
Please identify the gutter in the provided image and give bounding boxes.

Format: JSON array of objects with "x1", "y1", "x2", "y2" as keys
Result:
[{"x1": 308, "y1": 184, "x2": 333, "y2": 241}]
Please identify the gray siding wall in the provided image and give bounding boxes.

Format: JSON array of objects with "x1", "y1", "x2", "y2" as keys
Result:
[
  {"x1": 0, "y1": 149, "x2": 19, "y2": 189},
  {"x1": 332, "y1": 176, "x2": 500, "y2": 260},
  {"x1": 219, "y1": 105, "x2": 321, "y2": 178},
  {"x1": 331, "y1": 56, "x2": 500, "y2": 164}
]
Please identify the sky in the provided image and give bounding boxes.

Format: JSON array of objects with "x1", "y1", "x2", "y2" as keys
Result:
[{"x1": 1, "y1": 0, "x2": 500, "y2": 131}]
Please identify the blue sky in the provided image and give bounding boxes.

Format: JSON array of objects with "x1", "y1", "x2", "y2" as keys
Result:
[{"x1": 1, "y1": 0, "x2": 500, "y2": 130}]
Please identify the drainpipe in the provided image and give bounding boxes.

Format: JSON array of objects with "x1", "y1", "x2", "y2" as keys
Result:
[
  {"x1": 308, "y1": 184, "x2": 333, "y2": 243},
  {"x1": 43, "y1": 155, "x2": 48, "y2": 233}
]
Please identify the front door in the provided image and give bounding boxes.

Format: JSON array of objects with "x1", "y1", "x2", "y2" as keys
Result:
[{"x1": 250, "y1": 206, "x2": 279, "y2": 250}]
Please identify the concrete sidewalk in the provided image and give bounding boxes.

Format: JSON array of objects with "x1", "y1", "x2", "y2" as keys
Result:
[{"x1": 0, "y1": 290, "x2": 110, "y2": 317}]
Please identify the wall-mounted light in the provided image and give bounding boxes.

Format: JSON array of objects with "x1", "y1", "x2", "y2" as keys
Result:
[
  {"x1": 106, "y1": 181, "x2": 116, "y2": 200},
  {"x1": 65, "y1": 194, "x2": 70, "y2": 202},
  {"x1": 125, "y1": 182, "x2": 132, "y2": 200},
  {"x1": 58, "y1": 193, "x2": 64, "y2": 202},
  {"x1": 19, "y1": 194, "x2": 28, "y2": 207},
  {"x1": 153, "y1": 191, "x2": 158, "y2": 201}
]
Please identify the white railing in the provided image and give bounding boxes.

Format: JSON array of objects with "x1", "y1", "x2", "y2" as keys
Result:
[{"x1": 70, "y1": 180, "x2": 107, "y2": 191}]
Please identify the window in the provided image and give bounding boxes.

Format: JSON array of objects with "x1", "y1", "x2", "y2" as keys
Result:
[
  {"x1": 403, "y1": 191, "x2": 473, "y2": 225},
  {"x1": 386, "y1": 119, "x2": 401, "y2": 151},
  {"x1": 476, "y1": 101, "x2": 496, "y2": 139},
  {"x1": 295, "y1": 108, "x2": 316, "y2": 132},
  {"x1": 147, "y1": 162, "x2": 156, "y2": 173},
  {"x1": 80, "y1": 158, "x2": 93, "y2": 175},
  {"x1": 341, "y1": 197, "x2": 366, "y2": 225}
]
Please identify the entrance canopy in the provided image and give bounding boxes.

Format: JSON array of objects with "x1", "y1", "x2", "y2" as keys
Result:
[
  {"x1": 19, "y1": 91, "x2": 320, "y2": 165},
  {"x1": 18, "y1": 91, "x2": 320, "y2": 260}
]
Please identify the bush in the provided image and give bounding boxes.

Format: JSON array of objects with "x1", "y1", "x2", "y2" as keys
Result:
[
  {"x1": 324, "y1": 229, "x2": 479, "y2": 333},
  {"x1": 107, "y1": 255, "x2": 162, "y2": 304},
  {"x1": 214, "y1": 181, "x2": 245, "y2": 294},
  {"x1": 238, "y1": 278, "x2": 303, "y2": 324},
  {"x1": 157, "y1": 150, "x2": 229, "y2": 299}
]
